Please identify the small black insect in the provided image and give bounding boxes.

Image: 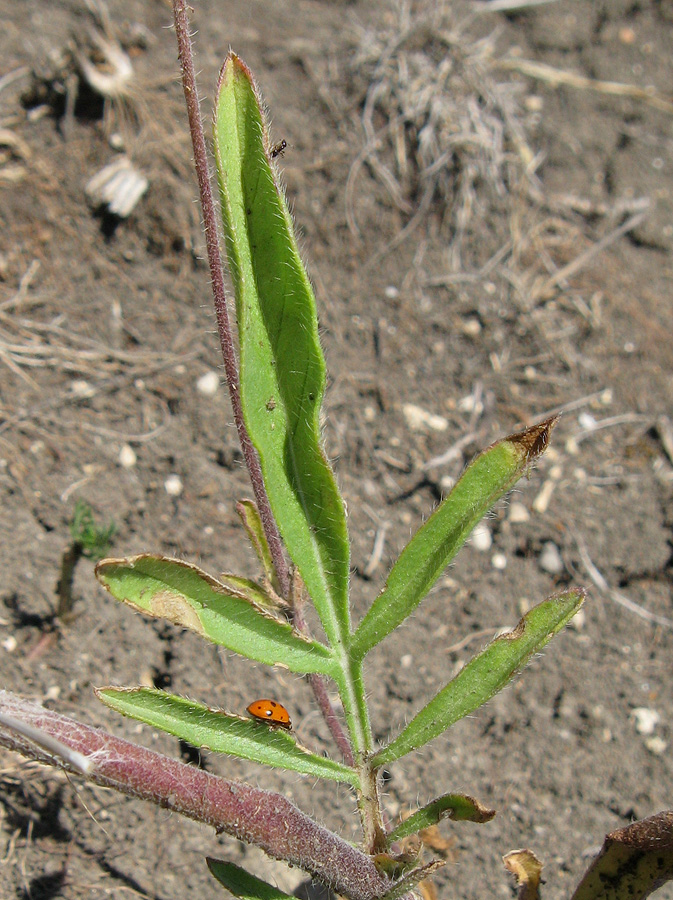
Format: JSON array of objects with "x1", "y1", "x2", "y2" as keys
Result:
[{"x1": 270, "y1": 139, "x2": 287, "y2": 159}]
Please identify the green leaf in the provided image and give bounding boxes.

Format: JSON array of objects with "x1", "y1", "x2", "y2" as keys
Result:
[
  {"x1": 218, "y1": 572, "x2": 285, "y2": 611},
  {"x1": 97, "y1": 687, "x2": 358, "y2": 785},
  {"x1": 350, "y1": 418, "x2": 559, "y2": 659},
  {"x1": 387, "y1": 793, "x2": 495, "y2": 844},
  {"x1": 95, "y1": 555, "x2": 335, "y2": 676},
  {"x1": 372, "y1": 588, "x2": 585, "y2": 766},
  {"x1": 236, "y1": 500, "x2": 280, "y2": 595},
  {"x1": 213, "y1": 53, "x2": 350, "y2": 647},
  {"x1": 207, "y1": 859, "x2": 295, "y2": 900}
]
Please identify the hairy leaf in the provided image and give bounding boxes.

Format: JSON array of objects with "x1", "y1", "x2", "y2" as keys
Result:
[
  {"x1": 97, "y1": 688, "x2": 357, "y2": 785},
  {"x1": 350, "y1": 418, "x2": 558, "y2": 659},
  {"x1": 95, "y1": 555, "x2": 335, "y2": 676},
  {"x1": 207, "y1": 859, "x2": 295, "y2": 900},
  {"x1": 214, "y1": 53, "x2": 349, "y2": 647},
  {"x1": 372, "y1": 588, "x2": 585, "y2": 765},
  {"x1": 388, "y1": 793, "x2": 495, "y2": 844}
]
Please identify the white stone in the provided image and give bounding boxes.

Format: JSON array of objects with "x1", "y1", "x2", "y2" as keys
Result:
[
  {"x1": 508, "y1": 502, "x2": 530, "y2": 523},
  {"x1": 645, "y1": 736, "x2": 667, "y2": 755},
  {"x1": 196, "y1": 370, "x2": 220, "y2": 396},
  {"x1": 71, "y1": 380, "x2": 94, "y2": 398},
  {"x1": 632, "y1": 707, "x2": 660, "y2": 736},
  {"x1": 119, "y1": 443, "x2": 137, "y2": 468},
  {"x1": 492, "y1": 552, "x2": 507, "y2": 570},
  {"x1": 402, "y1": 403, "x2": 448, "y2": 433},
  {"x1": 578, "y1": 412, "x2": 597, "y2": 430},
  {"x1": 472, "y1": 522, "x2": 492, "y2": 552},
  {"x1": 164, "y1": 474, "x2": 184, "y2": 497},
  {"x1": 539, "y1": 541, "x2": 564, "y2": 574}
]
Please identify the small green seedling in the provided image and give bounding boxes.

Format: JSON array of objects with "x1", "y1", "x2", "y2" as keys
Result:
[{"x1": 56, "y1": 499, "x2": 116, "y2": 622}]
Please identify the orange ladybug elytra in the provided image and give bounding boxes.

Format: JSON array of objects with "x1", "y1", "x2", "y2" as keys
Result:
[{"x1": 246, "y1": 698, "x2": 292, "y2": 730}]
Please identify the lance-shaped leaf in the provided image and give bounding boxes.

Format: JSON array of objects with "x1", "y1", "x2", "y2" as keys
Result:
[
  {"x1": 95, "y1": 555, "x2": 335, "y2": 676},
  {"x1": 372, "y1": 588, "x2": 586, "y2": 766},
  {"x1": 236, "y1": 500, "x2": 280, "y2": 595},
  {"x1": 387, "y1": 793, "x2": 495, "y2": 844},
  {"x1": 213, "y1": 53, "x2": 350, "y2": 647},
  {"x1": 207, "y1": 859, "x2": 294, "y2": 900},
  {"x1": 97, "y1": 687, "x2": 358, "y2": 786},
  {"x1": 350, "y1": 418, "x2": 558, "y2": 660}
]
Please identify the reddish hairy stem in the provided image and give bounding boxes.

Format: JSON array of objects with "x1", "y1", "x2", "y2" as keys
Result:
[
  {"x1": 0, "y1": 691, "x2": 389, "y2": 900},
  {"x1": 172, "y1": 0, "x2": 290, "y2": 599},
  {"x1": 309, "y1": 673, "x2": 355, "y2": 766},
  {"x1": 291, "y1": 574, "x2": 354, "y2": 765}
]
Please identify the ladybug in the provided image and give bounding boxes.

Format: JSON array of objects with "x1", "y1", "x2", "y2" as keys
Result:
[{"x1": 246, "y1": 699, "x2": 292, "y2": 730}]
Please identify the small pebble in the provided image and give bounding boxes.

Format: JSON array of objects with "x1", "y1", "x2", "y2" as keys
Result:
[
  {"x1": 645, "y1": 736, "x2": 667, "y2": 755},
  {"x1": 440, "y1": 475, "x2": 456, "y2": 493},
  {"x1": 567, "y1": 607, "x2": 586, "y2": 631},
  {"x1": 71, "y1": 380, "x2": 94, "y2": 398},
  {"x1": 461, "y1": 318, "x2": 481, "y2": 337},
  {"x1": 532, "y1": 480, "x2": 556, "y2": 513},
  {"x1": 578, "y1": 412, "x2": 597, "y2": 430},
  {"x1": 2, "y1": 635, "x2": 17, "y2": 652},
  {"x1": 508, "y1": 502, "x2": 530, "y2": 524},
  {"x1": 119, "y1": 443, "x2": 137, "y2": 468},
  {"x1": 539, "y1": 541, "x2": 564, "y2": 575},
  {"x1": 402, "y1": 403, "x2": 448, "y2": 433},
  {"x1": 196, "y1": 370, "x2": 220, "y2": 396},
  {"x1": 401, "y1": 654, "x2": 413, "y2": 668},
  {"x1": 384, "y1": 285, "x2": 399, "y2": 299},
  {"x1": 472, "y1": 522, "x2": 492, "y2": 552},
  {"x1": 632, "y1": 707, "x2": 660, "y2": 736},
  {"x1": 164, "y1": 474, "x2": 183, "y2": 497},
  {"x1": 491, "y1": 552, "x2": 507, "y2": 570},
  {"x1": 44, "y1": 685, "x2": 61, "y2": 701}
]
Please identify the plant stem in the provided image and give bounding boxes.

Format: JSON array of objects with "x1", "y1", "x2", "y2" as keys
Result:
[
  {"x1": 0, "y1": 690, "x2": 390, "y2": 900},
  {"x1": 291, "y1": 571, "x2": 354, "y2": 765},
  {"x1": 357, "y1": 759, "x2": 388, "y2": 855},
  {"x1": 172, "y1": 0, "x2": 290, "y2": 599}
]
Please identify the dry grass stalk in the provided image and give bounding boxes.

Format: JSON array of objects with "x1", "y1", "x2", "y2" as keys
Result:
[{"x1": 498, "y1": 57, "x2": 673, "y2": 115}]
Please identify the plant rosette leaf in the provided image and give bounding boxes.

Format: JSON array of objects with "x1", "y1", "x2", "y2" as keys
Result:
[
  {"x1": 351, "y1": 418, "x2": 559, "y2": 659},
  {"x1": 95, "y1": 555, "x2": 335, "y2": 676},
  {"x1": 373, "y1": 587, "x2": 586, "y2": 765},
  {"x1": 387, "y1": 793, "x2": 496, "y2": 844},
  {"x1": 213, "y1": 53, "x2": 350, "y2": 648},
  {"x1": 207, "y1": 858, "x2": 295, "y2": 900},
  {"x1": 97, "y1": 687, "x2": 358, "y2": 785}
]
